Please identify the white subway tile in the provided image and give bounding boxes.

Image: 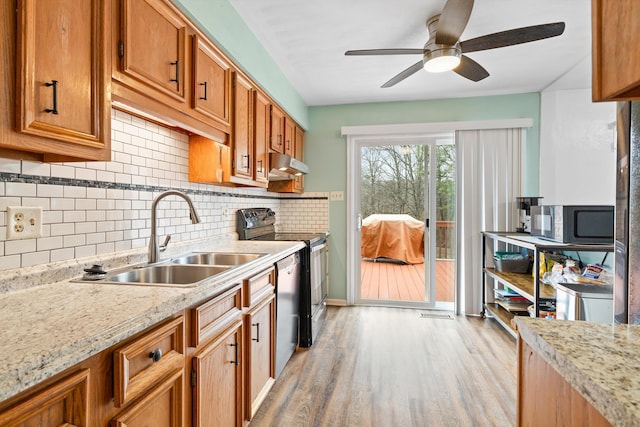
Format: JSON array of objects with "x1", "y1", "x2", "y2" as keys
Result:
[
  {"x1": 50, "y1": 223, "x2": 75, "y2": 236},
  {"x1": 5, "y1": 239, "x2": 37, "y2": 255},
  {"x1": 50, "y1": 164, "x2": 75, "y2": 179},
  {"x1": 50, "y1": 247, "x2": 75, "y2": 262},
  {"x1": 6, "y1": 182, "x2": 36, "y2": 197},
  {"x1": 63, "y1": 211, "x2": 86, "y2": 223},
  {"x1": 37, "y1": 236, "x2": 63, "y2": 251},
  {"x1": 22, "y1": 161, "x2": 51, "y2": 177},
  {"x1": 63, "y1": 234, "x2": 86, "y2": 247},
  {"x1": 0, "y1": 254, "x2": 20, "y2": 270}
]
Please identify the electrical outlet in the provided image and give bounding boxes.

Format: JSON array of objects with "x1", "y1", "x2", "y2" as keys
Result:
[
  {"x1": 6, "y1": 206, "x2": 42, "y2": 240},
  {"x1": 330, "y1": 191, "x2": 344, "y2": 201}
]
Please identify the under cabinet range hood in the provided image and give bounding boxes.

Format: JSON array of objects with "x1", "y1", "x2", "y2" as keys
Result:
[{"x1": 268, "y1": 153, "x2": 310, "y2": 181}]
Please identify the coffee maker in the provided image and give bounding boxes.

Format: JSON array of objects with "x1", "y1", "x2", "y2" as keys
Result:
[{"x1": 516, "y1": 196, "x2": 543, "y2": 233}]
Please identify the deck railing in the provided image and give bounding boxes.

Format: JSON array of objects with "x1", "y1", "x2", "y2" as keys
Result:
[{"x1": 435, "y1": 220, "x2": 455, "y2": 259}]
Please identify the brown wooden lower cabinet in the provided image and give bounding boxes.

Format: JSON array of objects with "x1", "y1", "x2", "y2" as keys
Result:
[
  {"x1": 517, "y1": 339, "x2": 611, "y2": 427},
  {"x1": 111, "y1": 369, "x2": 184, "y2": 427},
  {"x1": 0, "y1": 368, "x2": 89, "y2": 426},
  {"x1": 192, "y1": 319, "x2": 244, "y2": 427},
  {"x1": 245, "y1": 293, "x2": 276, "y2": 421},
  {"x1": 0, "y1": 272, "x2": 283, "y2": 426}
]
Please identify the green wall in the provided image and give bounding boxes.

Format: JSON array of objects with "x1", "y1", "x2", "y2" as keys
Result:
[
  {"x1": 173, "y1": 0, "x2": 309, "y2": 128},
  {"x1": 304, "y1": 94, "x2": 541, "y2": 301}
]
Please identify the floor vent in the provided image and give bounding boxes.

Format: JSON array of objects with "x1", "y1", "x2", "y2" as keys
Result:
[{"x1": 419, "y1": 312, "x2": 454, "y2": 320}]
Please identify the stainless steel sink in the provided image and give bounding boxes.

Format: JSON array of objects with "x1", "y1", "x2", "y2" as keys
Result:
[
  {"x1": 172, "y1": 252, "x2": 265, "y2": 266},
  {"x1": 104, "y1": 264, "x2": 231, "y2": 287}
]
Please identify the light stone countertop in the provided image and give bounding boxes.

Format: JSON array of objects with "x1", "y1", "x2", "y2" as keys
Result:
[
  {"x1": 515, "y1": 317, "x2": 640, "y2": 426},
  {"x1": 0, "y1": 239, "x2": 305, "y2": 403}
]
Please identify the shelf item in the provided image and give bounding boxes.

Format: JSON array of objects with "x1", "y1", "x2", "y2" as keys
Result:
[{"x1": 481, "y1": 232, "x2": 613, "y2": 334}]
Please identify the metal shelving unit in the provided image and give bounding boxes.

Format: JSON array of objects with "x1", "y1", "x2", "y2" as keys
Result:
[{"x1": 481, "y1": 232, "x2": 613, "y2": 337}]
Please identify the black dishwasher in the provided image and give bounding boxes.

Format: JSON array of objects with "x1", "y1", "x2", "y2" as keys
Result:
[{"x1": 275, "y1": 251, "x2": 301, "y2": 378}]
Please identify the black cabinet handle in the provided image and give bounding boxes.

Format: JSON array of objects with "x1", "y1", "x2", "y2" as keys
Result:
[
  {"x1": 45, "y1": 80, "x2": 58, "y2": 114},
  {"x1": 243, "y1": 154, "x2": 250, "y2": 169},
  {"x1": 257, "y1": 159, "x2": 263, "y2": 173},
  {"x1": 170, "y1": 60, "x2": 179, "y2": 83},
  {"x1": 286, "y1": 139, "x2": 291, "y2": 152},
  {"x1": 278, "y1": 134, "x2": 283, "y2": 147},
  {"x1": 229, "y1": 342, "x2": 239, "y2": 365},
  {"x1": 149, "y1": 348, "x2": 163, "y2": 363},
  {"x1": 252, "y1": 322, "x2": 260, "y2": 342},
  {"x1": 199, "y1": 81, "x2": 207, "y2": 100}
]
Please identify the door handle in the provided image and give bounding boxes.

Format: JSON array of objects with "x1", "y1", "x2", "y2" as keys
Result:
[{"x1": 425, "y1": 218, "x2": 429, "y2": 228}]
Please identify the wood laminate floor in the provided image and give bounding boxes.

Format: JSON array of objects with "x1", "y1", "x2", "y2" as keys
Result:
[{"x1": 250, "y1": 306, "x2": 517, "y2": 427}]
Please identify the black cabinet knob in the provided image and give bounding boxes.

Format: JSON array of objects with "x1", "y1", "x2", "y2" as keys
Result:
[{"x1": 149, "y1": 348, "x2": 163, "y2": 363}]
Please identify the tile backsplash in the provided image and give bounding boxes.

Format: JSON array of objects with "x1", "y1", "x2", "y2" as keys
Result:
[{"x1": 0, "y1": 109, "x2": 328, "y2": 272}]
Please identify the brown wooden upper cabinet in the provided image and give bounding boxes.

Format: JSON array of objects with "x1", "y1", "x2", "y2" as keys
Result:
[
  {"x1": 254, "y1": 91, "x2": 271, "y2": 185},
  {"x1": 283, "y1": 116, "x2": 295, "y2": 157},
  {"x1": 12, "y1": 0, "x2": 111, "y2": 161},
  {"x1": 592, "y1": 0, "x2": 640, "y2": 101},
  {"x1": 232, "y1": 72, "x2": 254, "y2": 182},
  {"x1": 192, "y1": 34, "x2": 232, "y2": 134},
  {"x1": 293, "y1": 125, "x2": 305, "y2": 192},
  {"x1": 270, "y1": 105, "x2": 285, "y2": 154},
  {"x1": 115, "y1": 0, "x2": 187, "y2": 105}
]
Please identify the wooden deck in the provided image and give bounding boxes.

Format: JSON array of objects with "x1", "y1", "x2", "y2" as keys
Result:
[{"x1": 361, "y1": 258, "x2": 454, "y2": 302}]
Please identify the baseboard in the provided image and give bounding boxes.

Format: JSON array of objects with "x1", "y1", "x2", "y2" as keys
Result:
[{"x1": 325, "y1": 298, "x2": 347, "y2": 306}]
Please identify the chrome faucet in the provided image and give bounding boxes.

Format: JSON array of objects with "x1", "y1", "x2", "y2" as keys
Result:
[{"x1": 149, "y1": 190, "x2": 201, "y2": 264}]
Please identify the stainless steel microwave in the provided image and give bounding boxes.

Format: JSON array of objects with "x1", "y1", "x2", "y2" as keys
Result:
[{"x1": 530, "y1": 205, "x2": 614, "y2": 244}]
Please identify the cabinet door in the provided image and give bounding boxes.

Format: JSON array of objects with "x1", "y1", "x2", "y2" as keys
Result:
[
  {"x1": 245, "y1": 295, "x2": 276, "y2": 421},
  {"x1": 0, "y1": 369, "x2": 89, "y2": 426},
  {"x1": 293, "y1": 126, "x2": 305, "y2": 192},
  {"x1": 111, "y1": 370, "x2": 184, "y2": 427},
  {"x1": 192, "y1": 320, "x2": 243, "y2": 427},
  {"x1": 118, "y1": 0, "x2": 187, "y2": 103},
  {"x1": 283, "y1": 117, "x2": 295, "y2": 157},
  {"x1": 270, "y1": 105, "x2": 285, "y2": 154},
  {"x1": 192, "y1": 35, "x2": 231, "y2": 132},
  {"x1": 254, "y1": 91, "x2": 270, "y2": 184},
  {"x1": 188, "y1": 135, "x2": 232, "y2": 184},
  {"x1": 592, "y1": 0, "x2": 640, "y2": 100},
  {"x1": 232, "y1": 73, "x2": 253, "y2": 179},
  {"x1": 16, "y1": 0, "x2": 110, "y2": 151}
]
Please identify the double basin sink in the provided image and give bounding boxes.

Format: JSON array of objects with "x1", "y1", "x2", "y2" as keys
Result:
[{"x1": 78, "y1": 252, "x2": 266, "y2": 287}]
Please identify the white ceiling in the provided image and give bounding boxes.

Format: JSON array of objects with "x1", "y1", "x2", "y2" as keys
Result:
[{"x1": 228, "y1": 0, "x2": 592, "y2": 106}]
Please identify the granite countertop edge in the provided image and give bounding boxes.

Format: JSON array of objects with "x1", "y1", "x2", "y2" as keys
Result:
[
  {"x1": 515, "y1": 317, "x2": 640, "y2": 427},
  {"x1": 0, "y1": 239, "x2": 305, "y2": 403}
]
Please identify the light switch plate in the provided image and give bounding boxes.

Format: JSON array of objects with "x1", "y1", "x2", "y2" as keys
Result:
[
  {"x1": 330, "y1": 191, "x2": 344, "y2": 201},
  {"x1": 6, "y1": 206, "x2": 42, "y2": 240}
]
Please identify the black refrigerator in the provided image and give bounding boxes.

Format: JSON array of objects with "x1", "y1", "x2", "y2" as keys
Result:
[{"x1": 615, "y1": 101, "x2": 640, "y2": 323}]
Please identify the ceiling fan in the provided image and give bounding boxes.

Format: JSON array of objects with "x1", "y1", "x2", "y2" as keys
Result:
[{"x1": 344, "y1": 0, "x2": 565, "y2": 88}]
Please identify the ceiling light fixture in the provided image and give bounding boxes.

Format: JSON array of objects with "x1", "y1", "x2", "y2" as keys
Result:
[{"x1": 423, "y1": 46, "x2": 461, "y2": 73}]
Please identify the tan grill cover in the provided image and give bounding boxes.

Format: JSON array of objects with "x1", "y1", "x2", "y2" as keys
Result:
[{"x1": 361, "y1": 214, "x2": 424, "y2": 264}]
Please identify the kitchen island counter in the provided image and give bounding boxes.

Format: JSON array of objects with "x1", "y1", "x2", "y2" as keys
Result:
[
  {"x1": 515, "y1": 317, "x2": 640, "y2": 426},
  {"x1": 0, "y1": 239, "x2": 304, "y2": 403}
]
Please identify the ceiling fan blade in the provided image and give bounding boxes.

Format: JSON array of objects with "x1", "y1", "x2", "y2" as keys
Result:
[
  {"x1": 453, "y1": 55, "x2": 489, "y2": 82},
  {"x1": 460, "y1": 22, "x2": 566, "y2": 53},
  {"x1": 435, "y1": 0, "x2": 474, "y2": 45},
  {"x1": 345, "y1": 48, "x2": 423, "y2": 56},
  {"x1": 381, "y1": 60, "x2": 424, "y2": 88}
]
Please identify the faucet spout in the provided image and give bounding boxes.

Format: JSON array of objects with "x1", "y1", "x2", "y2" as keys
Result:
[{"x1": 149, "y1": 190, "x2": 201, "y2": 264}]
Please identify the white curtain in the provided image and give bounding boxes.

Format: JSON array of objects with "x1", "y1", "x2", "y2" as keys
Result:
[{"x1": 456, "y1": 128, "x2": 524, "y2": 314}]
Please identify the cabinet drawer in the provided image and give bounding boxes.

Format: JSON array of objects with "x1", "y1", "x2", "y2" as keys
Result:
[
  {"x1": 191, "y1": 284, "x2": 242, "y2": 347},
  {"x1": 113, "y1": 316, "x2": 185, "y2": 408},
  {"x1": 243, "y1": 267, "x2": 275, "y2": 307}
]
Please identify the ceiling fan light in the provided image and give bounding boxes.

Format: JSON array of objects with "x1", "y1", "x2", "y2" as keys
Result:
[{"x1": 423, "y1": 47, "x2": 461, "y2": 73}]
